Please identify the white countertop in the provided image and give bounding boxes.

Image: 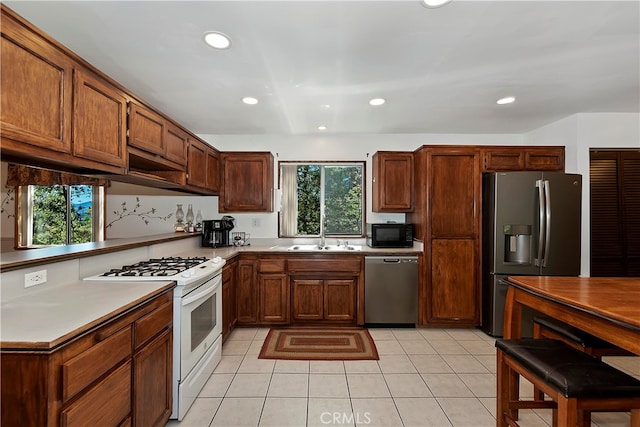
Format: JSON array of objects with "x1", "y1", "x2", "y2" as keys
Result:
[{"x1": 1, "y1": 280, "x2": 174, "y2": 350}]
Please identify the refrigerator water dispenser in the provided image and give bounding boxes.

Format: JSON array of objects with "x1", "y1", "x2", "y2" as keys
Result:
[{"x1": 503, "y1": 224, "x2": 531, "y2": 264}]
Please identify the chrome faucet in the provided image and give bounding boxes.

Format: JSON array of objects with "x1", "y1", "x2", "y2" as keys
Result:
[{"x1": 319, "y1": 214, "x2": 326, "y2": 249}]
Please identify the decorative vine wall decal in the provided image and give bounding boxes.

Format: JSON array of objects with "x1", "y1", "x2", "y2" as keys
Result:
[
  {"x1": 106, "y1": 197, "x2": 172, "y2": 229},
  {"x1": 1, "y1": 187, "x2": 15, "y2": 219}
]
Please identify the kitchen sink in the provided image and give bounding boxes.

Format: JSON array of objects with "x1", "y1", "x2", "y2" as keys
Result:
[{"x1": 287, "y1": 244, "x2": 362, "y2": 251}]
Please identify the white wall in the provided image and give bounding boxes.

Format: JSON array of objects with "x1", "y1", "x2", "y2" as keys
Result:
[{"x1": 524, "y1": 112, "x2": 640, "y2": 276}]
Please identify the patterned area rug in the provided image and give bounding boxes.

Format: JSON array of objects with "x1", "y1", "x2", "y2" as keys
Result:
[{"x1": 258, "y1": 328, "x2": 379, "y2": 361}]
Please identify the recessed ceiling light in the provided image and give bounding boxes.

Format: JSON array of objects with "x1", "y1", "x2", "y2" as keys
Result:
[
  {"x1": 321, "y1": 104, "x2": 331, "y2": 109},
  {"x1": 318, "y1": 125, "x2": 327, "y2": 131},
  {"x1": 369, "y1": 98, "x2": 386, "y2": 106},
  {"x1": 497, "y1": 96, "x2": 516, "y2": 105},
  {"x1": 242, "y1": 97, "x2": 258, "y2": 105},
  {"x1": 421, "y1": 0, "x2": 453, "y2": 8},
  {"x1": 204, "y1": 31, "x2": 231, "y2": 49}
]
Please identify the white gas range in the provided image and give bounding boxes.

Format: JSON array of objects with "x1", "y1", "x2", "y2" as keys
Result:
[{"x1": 85, "y1": 256, "x2": 226, "y2": 420}]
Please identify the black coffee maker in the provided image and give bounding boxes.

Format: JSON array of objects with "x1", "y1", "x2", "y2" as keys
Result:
[{"x1": 201, "y1": 216, "x2": 235, "y2": 247}]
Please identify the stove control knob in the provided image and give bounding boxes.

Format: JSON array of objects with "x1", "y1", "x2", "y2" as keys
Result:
[{"x1": 181, "y1": 268, "x2": 195, "y2": 278}]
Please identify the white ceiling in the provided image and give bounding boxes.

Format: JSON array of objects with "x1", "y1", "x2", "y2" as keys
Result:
[{"x1": 5, "y1": 1, "x2": 639, "y2": 136}]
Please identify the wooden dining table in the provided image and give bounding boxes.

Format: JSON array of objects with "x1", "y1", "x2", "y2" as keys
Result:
[{"x1": 503, "y1": 276, "x2": 640, "y2": 356}]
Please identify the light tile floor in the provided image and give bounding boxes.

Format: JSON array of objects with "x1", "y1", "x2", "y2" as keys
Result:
[{"x1": 167, "y1": 327, "x2": 640, "y2": 427}]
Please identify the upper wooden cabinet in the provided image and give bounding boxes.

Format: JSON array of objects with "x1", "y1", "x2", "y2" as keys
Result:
[
  {"x1": 372, "y1": 151, "x2": 414, "y2": 212},
  {"x1": 73, "y1": 67, "x2": 127, "y2": 168},
  {"x1": 482, "y1": 146, "x2": 565, "y2": 172},
  {"x1": 220, "y1": 152, "x2": 274, "y2": 212},
  {"x1": 0, "y1": 9, "x2": 73, "y2": 154},
  {"x1": 186, "y1": 138, "x2": 220, "y2": 194},
  {"x1": 0, "y1": 6, "x2": 126, "y2": 174},
  {"x1": 127, "y1": 101, "x2": 187, "y2": 171},
  {"x1": 128, "y1": 102, "x2": 165, "y2": 156}
]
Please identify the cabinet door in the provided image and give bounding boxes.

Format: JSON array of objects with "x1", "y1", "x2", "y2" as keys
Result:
[
  {"x1": 164, "y1": 123, "x2": 188, "y2": 166},
  {"x1": 236, "y1": 259, "x2": 258, "y2": 324},
  {"x1": 259, "y1": 274, "x2": 289, "y2": 323},
  {"x1": 128, "y1": 102, "x2": 165, "y2": 156},
  {"x1": 60, "y1": 360, "x2": 132, "y2": 427},
  {"x1": 324, "y1": 279, "x2": 356, "y2": 322},
  {"x1": 429, "y1": 152, "x2": 479, "y2": 237},
  {"x1": 482, "y1": 149, "x2": 524, "y2": 171},
  {"x1": 221, "y1": 152, "x2": 274, "y2": 212},
  {"x1": 525, "y1": 148, "x2": 565, "y2": 171},
  {"x1": 429, "y1": 239, "x2": 478, "y2": 324},
  {"x1": 222, "y1": 262, "x2": 237, "y2": 341},
  {"x1": 372, "y1": 151, "x2": 413, "y2": 212},
  {"x1": 206, "y1": 148, "x2": 221, "y2": 193},
  {"x1": 187, "y1": 138, "x2": 207, "y2": 188},
  {"x1": 73, "y1": 68, "x2": 127, "y2": 168},
  {"x1": 133, "y1": 329, "x2": 172, "y2": 427},
  {"x1": 1, "y1": 12, "x2": 73, "y2": 153},
  {"x1": 291, "y1": 279, "x2": 324, "y2": 321}
]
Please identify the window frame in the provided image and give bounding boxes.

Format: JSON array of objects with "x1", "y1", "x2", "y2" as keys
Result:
[
  {"x1": 277, "y1": 160, "x2": 366, "y2": 238},
  {"x1": 16, "y1": 184, "x2": 105, "y2": 248}
]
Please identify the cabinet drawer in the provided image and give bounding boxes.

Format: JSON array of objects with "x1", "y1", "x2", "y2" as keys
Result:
[
  {"x1": 288, "y1": 258, "x2": 361, "y2": 273},
  {"x1": 62, "y1": 326, "x2": 131, "y2": 402},
  {"x1": 134, "y1": 301, "x2": 173, "y2": 349},
  {"x1": 60, "y1": 360, "x2": 132, "y2": 427},
  {"x1": 260, "y1": 259, "x2": 285, "y2": 273}
]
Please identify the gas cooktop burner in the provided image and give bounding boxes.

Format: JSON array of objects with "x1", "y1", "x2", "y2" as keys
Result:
[{"x1": 100, "y1": 256, "x2": 210, "y2": 277}]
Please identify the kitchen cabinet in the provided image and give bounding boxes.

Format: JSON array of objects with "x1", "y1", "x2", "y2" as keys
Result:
[
  {"x1": 258, "y1": 258, "x2": 289, "y2": 324},
  {"x1": 127, "y1": 101, "x2": 187, "y2": 176},
  {"x1": 186, "y1": 137, "x2": 220, "y2": 194},
  {"x1": 482, "y1": 146, "x2": 565, "y2": 172},
  {"x1": 289, "y1": 256, "x2": 361, "y2": 325},
  {"x1": 0, "y1": 7, "x2": 73, "y2": 155},
  {"x1": 220, "y1": 152, "x2": 274, "y2": 212},
  {"x1": 236, "y1": 256, "x2": 259, "y2": 324},
  {"x1": 1, "y1": 6, "x2": 126, "y2": 174},
  {"x1": 372, "y1": 151, "x2": 414, "y2": 212},
  {"x1": 0, "y1": 288, "x2": 173, "y2": 427},
  {"x1": 73, "y1": 67, "x2": 128, "y2": 169},
  {"x1": 408, "y1": 146, "x2": 481, "y2": 326},
  {"x1": 132, "y1": 298, "x2": 173, "y2": 427},
  {"x1": 222, "y1": 259, "x2": 238, "y2": 342}
]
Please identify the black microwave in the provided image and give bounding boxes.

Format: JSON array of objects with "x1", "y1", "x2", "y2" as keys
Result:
[{"x1": 366, "y1": 223, "x2": 414, "y2": 248}]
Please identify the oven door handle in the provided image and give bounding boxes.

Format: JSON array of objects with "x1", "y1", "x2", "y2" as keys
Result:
[{"x1": 182, "y1": 282, "x2": 217, "y2": 306}]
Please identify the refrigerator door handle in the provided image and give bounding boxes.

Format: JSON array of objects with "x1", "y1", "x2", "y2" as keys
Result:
[
  {"x1": 535, "y1": 179, "x2": 545, "y2": 267},
  {"x1": 542, "y1": 179, "x2": 552, "y2": 267}
]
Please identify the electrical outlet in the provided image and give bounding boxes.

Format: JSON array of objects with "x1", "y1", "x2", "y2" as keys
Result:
[
  {"x1": 24, "y1": 270, "x2": 47, "y2": 288},
  {"x1": 252, "y1": 218, "x2": 260, "y2": 227}
]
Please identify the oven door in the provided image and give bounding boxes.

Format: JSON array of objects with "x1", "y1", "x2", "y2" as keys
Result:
[{"x1": 179, "y1": 274, "x2": 222, "y2": 379}]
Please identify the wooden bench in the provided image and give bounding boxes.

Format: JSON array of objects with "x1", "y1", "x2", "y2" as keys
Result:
[
  {"x1": 533, "y1": 316, "x2": 632, "y2": 358},
  {"x1": 496, "y1": 338, "x2": 640, "y2": 427}
]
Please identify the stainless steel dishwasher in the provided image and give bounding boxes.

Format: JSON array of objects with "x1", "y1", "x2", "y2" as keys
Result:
[{"x1": 364, "y1": 256, "x2": 419, "y2": 326}]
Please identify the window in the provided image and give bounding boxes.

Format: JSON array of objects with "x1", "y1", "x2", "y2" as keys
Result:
[
  {"x1": 17, "y1": 184, "x2": 104, "y2": 248},
  {"x1": 279, "y1": 162, "x2": 364, "y2": 237}
]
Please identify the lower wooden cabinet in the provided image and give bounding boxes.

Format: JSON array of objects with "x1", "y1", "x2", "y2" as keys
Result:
[
  {"x1": 236, "y1": 257, "x2": 259, "y2": 324},
  {"x1": 259, "y1": 273, "x2": 289, "y2": 323},
  {"x1": 133, "y1": 328, "x2": 172, "y2": 427},
  {"x1": 291, "y1": 278, "x2": 357, "y2": 324},
  {"x1": 222, "y1": 260, "x2": 238, "y2": 342},
  {"x1": 0, "y1": 288, "x2": 174, "y2": 427}
]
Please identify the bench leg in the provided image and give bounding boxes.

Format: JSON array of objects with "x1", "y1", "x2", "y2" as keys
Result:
[
  {"x1": 556, "y1": 396, "x2": 578, "y2": 427},
  {"x1": 497, "y1": 350, "x2": 510, "y2": 427},
  {"x1": 631, "y1": 409, "x2": 640, "y2": 427}
]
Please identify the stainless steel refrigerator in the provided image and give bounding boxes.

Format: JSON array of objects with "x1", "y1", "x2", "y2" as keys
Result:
[{"x1": 481, "y1": 172, "x2": 582, "y2": 337}]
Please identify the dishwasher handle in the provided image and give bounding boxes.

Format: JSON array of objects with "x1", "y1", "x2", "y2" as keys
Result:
[{"x1": 365, "y1": 256, "x2": 418, "y2": 264}]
